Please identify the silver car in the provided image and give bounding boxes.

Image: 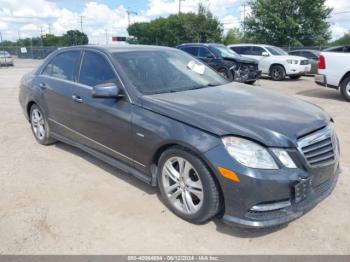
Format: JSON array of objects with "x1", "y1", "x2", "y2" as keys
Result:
[{"x1": 0, "y1": 51, "x2": 14, "y2": 66}]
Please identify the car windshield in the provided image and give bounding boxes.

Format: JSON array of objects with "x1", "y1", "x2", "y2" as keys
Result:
[
  {"x1": 210, "y1": 45, "x2": 239, "y2": 58},
  {"x1": 112, "y1": 49, "x2": 228, "y2": 95},
  {"x1": 265, "y1": 46, "x2": 288, "y2": 56}
]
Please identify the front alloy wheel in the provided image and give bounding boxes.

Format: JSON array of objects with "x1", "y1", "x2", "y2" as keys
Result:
[
  {"x1": 161, "y1": 157, "x2": 204, "y2": 214},
  {"x1": 270, "y1": 65, "x2": 286, "y2": 81},
  {"x1": 158, "y1": 147, "x2": 221, "y2": 224}
]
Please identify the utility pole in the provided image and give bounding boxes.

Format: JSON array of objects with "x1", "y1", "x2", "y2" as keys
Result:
[
  {"x1": 242, "y1": 2, "x2": 247, "y2": 37},
  {"x1": 178, "y1": 0, "x2": 183, "y2": 14},
  {"x1": 127, "y1": 9, "x2": 137, "y2": 27},
  {"x1": 40, "y1": 26, "x2": 44, "y2": 48},
  {"x1": 48, "y1": 24, "x2": 52, "y2": 34},
  {"x1": 105, "y1": 29, "x2": 108, "y2": 45},
  {"x1": 79, "y1": 16, "x2": 85, "y2": 32},
  {"x1": 17, "y1": 31, "x2": 21, "y2": 56}
]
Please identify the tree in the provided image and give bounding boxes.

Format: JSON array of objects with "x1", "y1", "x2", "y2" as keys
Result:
[
  {"x1": 331, "y1": 32, "x2": 350, "y2": 45},
  {"x1": 60, "y1": 30, "x2": 89, "y2": 46},
  {"x1": 127, "y1": 4, "x2": 223, "y2": 46},
  {"x1": 244, "y1": 0, "x2": 332, "y2": 46},
  {"x1": 42, "y1": 34, "x2": 61, "y2": 46},
  {"x1": 222, "y1": 28, "x2": 243, "y2": 45}
]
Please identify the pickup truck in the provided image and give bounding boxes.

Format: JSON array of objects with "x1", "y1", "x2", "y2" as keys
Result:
[{"x1": 315, "y1": 52, "x2": 350, "y2": 101}]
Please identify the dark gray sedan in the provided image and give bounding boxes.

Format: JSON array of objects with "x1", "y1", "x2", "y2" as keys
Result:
[
  {"x1": 288, "y1": 49, "x2": 320, "y2": 74},
  {"x1": 19, "y1": 45, "x2": 340, "y2": 228}
]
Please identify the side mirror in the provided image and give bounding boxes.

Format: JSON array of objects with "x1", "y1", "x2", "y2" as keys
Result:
[
  {"x1": 92, "y1": 83, "x2": 123, "y2": 99},
  {"x1": 207, "y1": 54, "x2": 215, "y2": 59},
  {"x1": 262, "y1": 52, "x2": 269, "y2": 57}
]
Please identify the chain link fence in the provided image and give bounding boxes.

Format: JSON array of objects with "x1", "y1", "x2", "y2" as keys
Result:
[{"x1": 1, "y1": 46, "x2": 59, "y2": 59}]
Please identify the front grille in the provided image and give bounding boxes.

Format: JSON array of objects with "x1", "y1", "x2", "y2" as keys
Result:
[
  {"x1": 300, "y1": 60, "x2": 310, "y2": 65},
  {"x1": 298, "y1": 126, "x2": 337, "y2": 167}
]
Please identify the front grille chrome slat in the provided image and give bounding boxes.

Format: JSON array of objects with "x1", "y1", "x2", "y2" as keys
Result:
[
  {"x1": 304, "y1": 146, "x2": 333, "y2": 158},
  {"x1": 298, "y1": 126, "x2": 337, "y2": 168},
  {"x1": 301, "y1": 138, "x2": 332, "y2": 153}
]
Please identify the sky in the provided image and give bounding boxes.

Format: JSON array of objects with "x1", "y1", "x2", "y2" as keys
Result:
[{"x1": 0, "y1": 0, "x2": 349, "y2": 45}]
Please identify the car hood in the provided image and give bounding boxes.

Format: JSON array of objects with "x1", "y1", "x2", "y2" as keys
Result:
[
  {"x1": 141, "y1": 83, "x2": 330, "y2": 147},
  {"x1": 223, "y1": 56, "x2": 258, "y2": 64}
]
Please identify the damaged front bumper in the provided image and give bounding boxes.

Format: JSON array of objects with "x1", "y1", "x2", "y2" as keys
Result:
[{"x1": 230, "y1": 63, "x2": 261, "y2": 83}]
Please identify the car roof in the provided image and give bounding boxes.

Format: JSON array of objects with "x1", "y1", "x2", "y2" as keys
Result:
[
  {"x1": 177, "y1": 43, "x2": 225, "y2": 48},
  {"x1": 228, "y1": 44, "x2": 275, "y2": 48},
  {"x1": 56, "y1": 44, "x2": 176, "y2": 53},
  {"x1": 289, "y1": 49, "x2": 320, "y2": 53},
  {"x1": 323, "y1": 45, "x2": 350, "y2": 51}
]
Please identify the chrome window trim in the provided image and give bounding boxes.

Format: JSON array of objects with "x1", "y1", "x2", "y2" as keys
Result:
[{"x1": 49, "y1": 118, "x2": 145, "y2": 167}]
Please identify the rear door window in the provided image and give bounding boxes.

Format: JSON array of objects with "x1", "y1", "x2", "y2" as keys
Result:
[
  {"x1": 180, "y1": 46, "x2": 198, "y2": 56},
  {"x1": 79, "y1": 51, "x2": 116, "y2": 87},
  {"x1": 198, "y1": 47, "x2": 212, "y2": 58},
  {"x1": 250, "y1": 46, "x2": 265, "y2": 56},
  {"x1": 232, "y1": 46, "x2": 251, "y2": 55},
  {"x1": 42, "y1": 51, "x2": 80, "y2": 81}
]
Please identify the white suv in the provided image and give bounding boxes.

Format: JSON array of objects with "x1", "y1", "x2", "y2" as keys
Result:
[{"x1": 228, "y1": 44, "x2": 311, "y2": 81}]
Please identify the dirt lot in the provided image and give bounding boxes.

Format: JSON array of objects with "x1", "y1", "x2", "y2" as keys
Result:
[{"x1": 0, "y1": 59, "x2": 349, "y2": 254}]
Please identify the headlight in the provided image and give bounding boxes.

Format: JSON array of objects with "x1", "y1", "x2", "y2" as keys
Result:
[
  {"x1": 286, "y1": 59, "x2": 298, "y2": 64},
  {"x1": 271, "y1": 148, "x2": 297, "y2": 168},
  {"x1": 222, "y1": 137, "x2": 278, "y2": 169}
]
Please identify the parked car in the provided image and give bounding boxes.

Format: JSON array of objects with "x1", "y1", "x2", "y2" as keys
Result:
[
  {"x1": 315, "y1": 52, "x2": 350, "y2": 101},
  {"x1": 19, "y1": 45, "x2": 340, "y2": 228},
  {"x1": 323, "y1": 46, "x2": 350, "y2": 53},
  {"x1": 229, "y1": 44, "x2": 311, "y2": 81},
  {"x1": 177, "y1": 43, "x2": 260, "y2": 84},
  {"x1": 0, "y1": 51, "x2": 14, "y2": 66},
  {"x1": 288, "y1": 49, "x2": 320, "y2": 75}
]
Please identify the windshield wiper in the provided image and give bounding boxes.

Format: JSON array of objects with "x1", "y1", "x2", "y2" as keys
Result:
[{"x1": 190, "y1": 83, "x2": 218, "y2": 90}]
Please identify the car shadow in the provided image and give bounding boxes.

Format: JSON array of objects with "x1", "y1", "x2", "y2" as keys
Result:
[
  {"x1": 296, "y1": 88, "x2": 347, "y2": 102},
  {"x1": 54, "y1": 142, "x2": 287, "y2": 238},
  {"x1": 259, "y1": 76, "x2": 306, "y2": 82},
  {"x1": 54, "y1": 142, "x2": 157, "y2": 195},
  {"x1": 213, "y1": 218, "x2": 287, "y2": 238}
]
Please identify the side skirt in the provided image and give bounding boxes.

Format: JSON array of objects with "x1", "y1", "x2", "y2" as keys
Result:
[{"x1": 51, "y1": 132, "x2": 153, "y2": 185}]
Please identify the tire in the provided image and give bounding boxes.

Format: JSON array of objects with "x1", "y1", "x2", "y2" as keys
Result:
[
  {"x1": 340, "y1": 76, "x2": 350, "y2": 102},
  {"x1": 245, "y1": 80, "x2": 256, "y2": 85},
  {"x1": 270, "y1": 65, "x2": 286, "y2": 81},
  {"x1": 289, "y1": 75, "x2": 301, "y2": 80},
  {"x1": 157, "y1": 147, "x2": 221, "y2": 224},
  {"x1": 29, "y1": 104, "x2": 56, "y2": 145},
  {"x1": 218, "y1": 68, "x2": 233, "y2": 81}
]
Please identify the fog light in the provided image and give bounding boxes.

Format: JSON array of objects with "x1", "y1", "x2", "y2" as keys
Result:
[{"x1": 250, "y1": 200, "x2": 291, "y2": 212}]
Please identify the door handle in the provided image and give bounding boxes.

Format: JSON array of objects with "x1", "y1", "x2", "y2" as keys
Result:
[
  {"x1": 72, "y1": 95, "x2": 83, "y2": 103},
  {"x1": 39, "y1": 82, "x2": 47, "y2": 89}
]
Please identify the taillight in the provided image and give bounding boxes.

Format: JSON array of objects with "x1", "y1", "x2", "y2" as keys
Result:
[{"x1": 318, "y1": 55, "x2": 326, "y2": 69}]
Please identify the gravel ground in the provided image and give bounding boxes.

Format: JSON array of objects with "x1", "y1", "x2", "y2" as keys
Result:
[{"x1": 0, "y1": 59, "x2": 349, "y2": 254}]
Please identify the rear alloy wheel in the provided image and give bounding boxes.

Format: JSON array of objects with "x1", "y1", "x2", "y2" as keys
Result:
[
  {"x1": 158, "y1": 147, "x2": 220, "y2": 224},
  {"x1": 30, "y1": 104, "x2": 56, "y2": 145},
  {"x1": 270, "y1": 65, "x2": 286, "y2": 81},
  {"x1": 340, "y1": 76, "x2": 350, "y2": 102}
]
